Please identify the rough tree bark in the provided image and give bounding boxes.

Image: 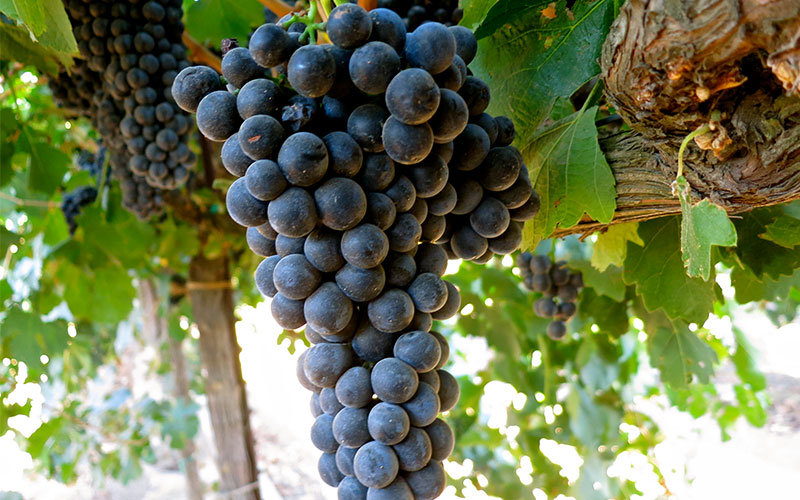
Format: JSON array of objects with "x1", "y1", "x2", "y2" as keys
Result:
[
  {"x1": 140, "y1": 279, "x2": 204, "y2": 500},
  {"x1": 188, "y1": 255, "x2": 261, "y2": 500},
  {"x1": 552, "y1": 0, "x2": 800, "y2": 238}
]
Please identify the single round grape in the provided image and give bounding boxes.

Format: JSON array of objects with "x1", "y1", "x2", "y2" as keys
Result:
[
  {"x1": 437, "y1": 369, "x2": 460, "y2": 412},
  {"x1": 449, "y1": 25, "x2": 478, "y2": 64},
  {"x1": 402, "y1": 382, "x2": 441, "y2": 427},
  {"x1": 311, "y1": 413, "x2": 338, "y2": 452},
  {"x1": 275, "y1": 234, "x2": 306, "y2": 257},
  {"x1": 450, "y1": 124, "x2": 490, "y2": 171},
  {"x1": 385, "y1": 213, "x2": 420, "y2": 253},
  {"x1": 273, "y1": 253, "x2": 321, "y2": 300},
  {"x1": 277, "y1": 132, "x2": 329, "y2": 187},
  {"x1": 385, "y1": 68, "x2": 440, "y2": 125},
  {"x1": 319, "y1": 452, "x2": 344, "y2": 486},
  {"x1": 494, "y1": 115, "x2": 516, "y2": 146},
  {"x1": 304, "y1": 227, "x2": 345, "y2": 273},
  {"x1": 305, "y1": 282, "x2": 354, "y2": 335},
  {"x1": 333, "y1": 407, "x2": 371, "y2": 448},
  {"x1": 476, "y1": 147, "x2": 522, "y2": 192},
  {"x1": 450, "y1": 225, "x2": 488, "y2": 261},
  {"x1": 296, "y1": 350, "x2": 320, "y2": 392},
  {"x1": 383, "y1": 252, "x2": 417, "y2": 288},
  {"x1": 221, "y1": 47, "x2": 264, "y2": 89},
  {"x1": 320, "y1": 387, "x2": 344, "y2": 416},
  {"x1": 415, "y1": 243, "x2": 448, "y2": 277},
  {"x1": 557, "y1": 301, "x2": 577, "y2": 321},
  {"x1": 318, "y1": 311, "x2": 359, "y2": 344},
  {"x1": 304, "y1": 342, "x2": 356, "y2": 388},
  {"x1": 426, "y1": 184, "x2": 457, "y2": 217},
  {"x1": 406, "y1": 154, "x2": 449, "y2": 198},
  {"x1": 315, "y1": 177, "x2": 367, "y2": 231},
  {"x1": 324, "y1": 131, "x2": 363, "y2": 177},
  {"x1": 496, "y1": 175, "x2": 532, "y2": 209},
  {"x1": 196, "y1": 90, "x2": 241, "y2": 141},
  {"x1": 429, "y1": 89, "x2": 469, "y2": 143},
  {"x1": 434, "y1": 55, "x2": 466, "y2": 91},
  {"x1": 431, "y1": 282, "x2": 461, "y2": 322},
  {"x1": 349, "y1": 41, "x2": 400, "y2": 95},
  {"x1": 358, "y1": 154, "x2": 395, "y2": 191},
  {"x1": 424, "y1": 418, "x2": 454, "y2": 461},
  {"x1": 471, "y1": 112, "x2": 499, "y2": 145},
  {"x1": 407, "y1": 273, "x2": 448, "y2": 313},
  {"x1": 221, "y1": 133, "x2": 252, "y2": 177},
  {"x1": 249, "y1": 23, "x2": 292, "y2": 68},
  {"x1": 368, "y1": 8, "x2": 406, "y2": 53},
  {"x1": 510, "y1": 190, "x2": 541, "y2": 221},
  {"x1": 245, "y1": 159, "x2": 287, "y2": 201},
  {"x1": 365, "y1": 192, "x2": 397, "y2": 230},
  {"x1": 354, "y1": 441, "x2": 399, "y2": 488},
  {"x1": 310, "y1": 392, "x2": 324, "y2": 417},
  {"x1": 392, "y1": 427, "x2": 432, "y2": 473},
  {"x1": 268, "y1": 187, "x2": 318, "y2": 237},
  {"x1": 394, "y1": 331, "x2": 442, "y2": 374},
  {"x1": 247, "y1": 227, "x2": 276, "y2": 257},
  {"x1": 431, "y1": 141, "x2": 454, "y2": 163},
  {"x1": 255, "y1": 255, "x2": 280, "y2": 297},
  {"x1": 338, "y1": 476, "x2": 368, "y2": 499},
  {"x1": 226, "y1": 178, "x2": 269, "y2": 227},
  {"x1": 336, "y1": 366, "x2": 373, "y2": 409},
  {"x1": 421, "y1": 215, "x2": 447, "y2": 242},
  {"x1": 288, "y1": 45, "x2": 337, "y2": 97},
  {"x1": 419, "y1": 369, "x2": 440, "y2": 392},
  {"x1": 470, "y1": 197, "x2": 511, "y2": 238},
  {"x1": 458, "y1": 76, "x2": 491, "y2": 115},
  {"x1": 367, "y1": 477, "x2": 413, "y2": 500},
  {"x1": 384, "y1": 176, "x2": 417, "y2": 213},
  {"x1": 383, "y1": 116, "x2": 433, "y2": 165},
  {"x1": 271, "y1": 293, "x2": 306, "y2": 329},
  {"x1": 172, "y1": 65, "x2": 222, "y2": 113},
  {"x1": 341, "y1": 224, "x2": 390, "y2": 269},
  {"x1": 404, "y1": 460, "x2": 446, "y2": 500},
  {"x1": 404, "y1": 22, "x2": 456, "y2": 75},
  {"x1": 237, "y1": 78, "x2": 282, "y2": 119},
  {"x1": 352, "y1": 319, "x2": 397, "y2": 363},
  {"x1": 547, "y1": 320, "x2": 567, "y2": 340},
  {"x1": 368, "y1": 402, "x2": 410, "y2": 445},
  {"x1": 348, "y1": 104, "x2": 390, "y2": 153},
  {"x1": 327, "y1": 3, "x2": 372, "y2": 48},
  {"x1": 371, "y1": 357, "x2": 419, "y2": 403},
  {"x1": 336, "y1": 263, "x2": 386, "y2": 303},
  {"x1": 337, "y1": 446, "x2": 359, "y2": 478},
  {"x1": 489, "y1": 222, "x2": 523, "y2": 255}
]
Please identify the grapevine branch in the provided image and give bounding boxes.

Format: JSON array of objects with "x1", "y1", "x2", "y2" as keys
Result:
[
  {"x1": 0, "y1": 191, "x2": 57, "y2": 208},
  {"x1": 182, "y1": 33, "x2": 222, "y2": 73},
  {"x1": 550, "y1": 0, "x2": 800, "y2": 238}
]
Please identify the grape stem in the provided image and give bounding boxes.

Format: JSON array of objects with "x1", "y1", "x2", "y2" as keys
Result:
[
  {"x1": 676, "y1": 110, "x2": 721, "y2": 180},
  {"x1": 283, "y1": 2, "x2": 326, "y2": 44}
]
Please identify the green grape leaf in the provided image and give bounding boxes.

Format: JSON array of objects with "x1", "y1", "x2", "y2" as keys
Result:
[
  {"x1": 522, "y1": 107, "x2": 616, "y2": 249},
  {"x1": 731, "y1": 327, "x2": 766, "y2": 392},
  {"x1": 17, "y1": 130, "x2": 70, "y2": 195},
  {"x1": 471, "y1": 0, "x2": 616, "y2": 147},
  {"x1": 1, "y1": 307, "x2": 69, "y2": 370},
  {"x1": 185, "y1": 0, "x2": 263, "y2": 50},
  {"x1": 675, "y1": 176, "x2": 737, "y2": 281},
  {"x1": 473, "y1": 0, "x2": 550, "y2": 39},
  {"x1": 11, "y1": 0, "x2": 45, "y2": 35},
  {"x1": 0, "y1": 23, "x2": 60, "y2": 73},
  {"x1": 648, "y1": 325, "x2": 717, "y2": 387},
  {"x1": 459, "y1": 0, "x2": 499, "y2": 30},
  {"x1": 578, "y1": 288, "x2": 629, "y2": 336},
  {"x1": 0, "y1": 0, "x2": 78, "y2": 69},
  {"x1": 623, "y1": 217, "x2": 716, "y2": 323},
  {"x1": 0, "y1": 279, "x2": 12, "y2": 303},
  {"x1": 571, "y1": 260, "x2": 625, "y2": 301},
  {"x1": 591, "y1": 223, "x2": 643, "y2": 272},
  {"x1": 733, "y1": 207, "x2": 800, "y2": 279},
  {"x1": 759, "y1": 213, "x2": 800, "y2": 248},
  {"x1": 730, "y1": 264, "x2": 800, "y2": 304}
]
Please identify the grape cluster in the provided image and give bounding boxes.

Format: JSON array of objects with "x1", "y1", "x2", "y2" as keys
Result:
[
  {"x1": 52, "y1": 0, "x2": 196, "y2": 217},
  {"x1": 75, "y1": 146, "x2": 108, "y2": 181},
  {"x1": 378, "y1": 0, "x2": 463, "y2": 30},
  {"x1": 60, "y1": 185, "x2": 98, "y2": 235},
  {"x1": 516, "y1": 252, "x2": 583, "y2": 340},
  {"x1": 173, "y1": 3, "x2": 535, "y2": 497}
]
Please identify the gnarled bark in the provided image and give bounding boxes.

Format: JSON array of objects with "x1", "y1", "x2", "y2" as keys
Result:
[{"x1": 554, "y1": 0, "x2": 800, "y2": 238}]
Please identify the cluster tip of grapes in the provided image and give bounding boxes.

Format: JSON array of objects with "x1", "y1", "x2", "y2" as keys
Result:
[
  {"x1": 515, "y1": 252, "x2": 583, "y2": 340},
  {"x1": 51, "y1": 0, "x2": 195, "y2": 219},
  {"x1": 172, "y1": 1, "x2": 540, "y2": 497}
]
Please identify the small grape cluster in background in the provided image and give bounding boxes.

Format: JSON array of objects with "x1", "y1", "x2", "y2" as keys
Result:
[{"x1": 516, "y1": 252, "x2": 584, "y2": 340}]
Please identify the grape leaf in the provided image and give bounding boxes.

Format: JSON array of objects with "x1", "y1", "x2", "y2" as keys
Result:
[
  {"x1": 623, "y1": 217, "x2": 716, "y2": 323},
  {"x1": 459, "y1": 0, "x2": 499, "y2": 30},
  {"x1": 473, "y1": 0, "x2": 550, "y2": 39},
  {"x1": 571, "y1": 260, "x2": 625, "y2": 301},
  {"x1": 10, "y1": 0, "x2": 45, "y2": 36},
  {"x1": 471, "y1": 0, "x2": 616, "y2": 147},
  {"x1": 730, "y1": 264, "x2": 800, "y2": 304},
  {"x1": 675, "y1": 176, "x2": 737, "y2": 281},
  {"x1": 0, "y1": 23, "x2": 60, "y2": 73},
  {"x1": 759, "y1": 213, "x2": 800, "y2": 248},
  {"x1": 17, "y1": 129, "x2": 70, "y2": 195},
  {"x1": 591, "y1": 223, "x2": 643, "y2": 272},
  {"x1": 0, "y1": 0, "x2": 78, "y2": 69},
  {"x1": 2, "y1": 307, "x2": 69, "y2": 370},
  {"x1": 648, "y1": 325, "x2": 717, "y2": 387},
  {"x1": 522, "y1": 107, "x2": 616, "y2": 248},
  {"x1": 733, "y1": 208, "x2": 800, "y2": 279},
  {"x1": 185, "y1": 0, "x2": 263, "y2": 50}
]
